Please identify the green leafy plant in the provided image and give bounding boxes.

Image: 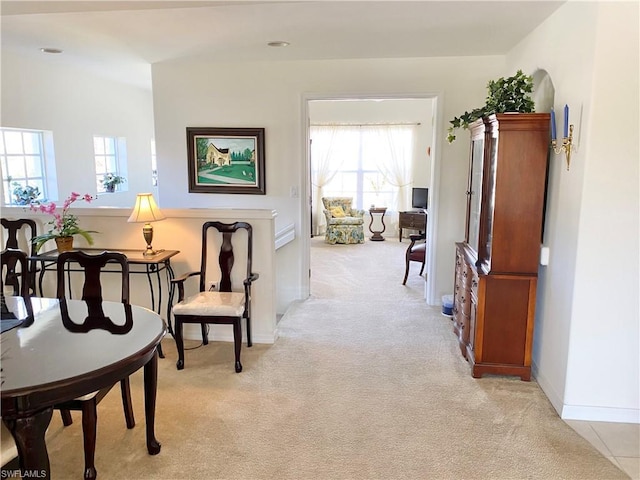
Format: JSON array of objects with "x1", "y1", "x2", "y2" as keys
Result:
[
  {"x1": 102, "y1": 173, "x2": 126, "y2": 191},
  {"x1": 31, "y1": 192, "x2": 98, "y2": 252},
  {"x1": 11, "y1": 181, "x2": 43, "y2": 205},
  {"x1": 447, "y1": 70, "x2": 535, "y2": 143}
]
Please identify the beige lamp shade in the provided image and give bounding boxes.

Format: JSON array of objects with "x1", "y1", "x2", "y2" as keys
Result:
[
  {"x1": 128, "y1": 193, "x2": 166, "y2": 255},
  {"x1": 128, "y1": 193, "x2": 166, "y2": 223}
]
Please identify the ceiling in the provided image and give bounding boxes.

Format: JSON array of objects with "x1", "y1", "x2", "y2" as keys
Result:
[{"x1": 1, "y1": 1, "x2": 565, "y2": 89}]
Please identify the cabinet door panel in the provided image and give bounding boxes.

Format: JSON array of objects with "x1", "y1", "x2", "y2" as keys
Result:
[
  {"x1": 466, "y1": 132, "x2": 484, "y2": 252},
  {"x1": 490, "y1": 132, "x2": 548, "y2": 273},
  {"x1": 478, "y1": 129, "x2": 498, "y2": 268},
  {"x1": 481, "y1": 277, "x2": 532, "y2": 365}
]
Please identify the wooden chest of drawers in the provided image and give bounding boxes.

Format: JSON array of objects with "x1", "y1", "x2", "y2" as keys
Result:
[{"x1": 398, "y1": 211, "x2": 426, "y2": 241}]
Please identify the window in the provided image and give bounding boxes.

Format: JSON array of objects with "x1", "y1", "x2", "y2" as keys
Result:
[
  {"x1": 310, "y1": 125, "x2": 414, "y2": 210},
  {"x1": 94, "y1": 136, "x2": 127, "y2": 193},
  {"x1": 1, "y1": 128, "x2": 56, "y2": 205}
]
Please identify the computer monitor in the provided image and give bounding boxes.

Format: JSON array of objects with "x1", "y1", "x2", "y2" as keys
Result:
[{"x1": 411, "y1": 187, "x2": 428, "y2": 210}]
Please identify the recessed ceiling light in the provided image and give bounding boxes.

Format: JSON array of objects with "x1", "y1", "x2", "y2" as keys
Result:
[
  {"x1": 267, "y1": 41, "x2": 290, "y2": 48},
  {"x1": 40, "y1": 48, "x2": 63, "y2": 54}
]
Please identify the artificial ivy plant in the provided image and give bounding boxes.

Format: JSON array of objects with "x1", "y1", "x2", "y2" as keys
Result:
[{"x1": 447, "y1": 69, "x2": 535, "y2": 143}]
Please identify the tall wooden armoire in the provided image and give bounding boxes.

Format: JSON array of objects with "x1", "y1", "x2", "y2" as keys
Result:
[{"x1": 452, "y1": 113, "x2": 550, "y2": 381}]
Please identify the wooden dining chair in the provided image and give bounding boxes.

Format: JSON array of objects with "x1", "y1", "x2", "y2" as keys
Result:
[
  {"x1": 55, "y1": 250, "x2": 135, "y2": 480},
  {"x1": 402, "y1": 233, "x2": 427, "y2": 285},
  {"x1": 170, "y1": 221, "x2": 259, "y2": 373},
  {"x1": 1, "y1": 218, "x2": 38, "y2": 295},
  {"x1": 1, "y1": 248, "x2": 34, "y2": 323}
]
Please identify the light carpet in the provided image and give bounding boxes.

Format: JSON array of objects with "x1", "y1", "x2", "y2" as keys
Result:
[{"x1": 36, "y1": 236, "x2": 626, "y2": 479}]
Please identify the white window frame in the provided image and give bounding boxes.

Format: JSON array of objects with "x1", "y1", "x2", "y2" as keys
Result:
[
  {"x1": 0, "y1": 127, "x2": 58, "y2": 204},
  {"x1": 93, "y1": 135, "x2": 128, "y2": 193}
]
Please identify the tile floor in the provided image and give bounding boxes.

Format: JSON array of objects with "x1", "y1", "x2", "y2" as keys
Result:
[{"x1": 566, "y1": 420, "x2": 640, "y2": 479}]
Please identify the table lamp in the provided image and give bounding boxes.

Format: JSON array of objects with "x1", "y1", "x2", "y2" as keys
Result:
[{"x1": 127, "y1": 193, "x2": 166, "y2": 256}]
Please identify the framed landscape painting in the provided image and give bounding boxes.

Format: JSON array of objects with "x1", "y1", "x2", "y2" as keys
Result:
[{"x1": 186, "y1": 127, "x2": 266, "y2": 194}]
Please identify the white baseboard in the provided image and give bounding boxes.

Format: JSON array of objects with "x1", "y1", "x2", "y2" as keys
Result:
[
  {"x1": 531, "y1": 360, "x2": 565, "y2": 417},
  {"x1": 180, "y1": 324, "x2": 277, "y2": 344},
  {"x1": 533, "y1": 360, "x2": 640, "y2": 424},
  {"x1": 561, "y1": 405, "x2": 640, "y2": 424}
]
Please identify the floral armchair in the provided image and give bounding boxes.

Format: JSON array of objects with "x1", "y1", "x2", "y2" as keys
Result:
[{"x1": 321, "y1": 197, "x2": 365, "y2": 244}]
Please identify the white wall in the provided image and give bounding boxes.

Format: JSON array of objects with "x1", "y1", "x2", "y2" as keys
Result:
[
  {"x1": 1, "y1": 50, "x2": 156, "y2": 208},
  {"x1": 507, "y1": 2, "x2": 639, "y2": 422},
  {"x1": 151, "y1": 56, "x2": 504, "y2": 312}
]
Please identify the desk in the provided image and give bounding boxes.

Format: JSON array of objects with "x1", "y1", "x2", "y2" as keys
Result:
[
  {"x1": 1, "y1": 297, "x2": 165, "y2": 479},
  {"x1": 30, "y1": 248, "x2": 179, "y2": 337},
  {"x1": 398, "y1": 211, "x2": 427, "y2": 242},
  {"x1": 368, "y1": 207, "x2": 387, "y2": 241}
]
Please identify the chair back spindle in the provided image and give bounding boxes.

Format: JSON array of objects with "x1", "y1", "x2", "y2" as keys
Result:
[
  {"x1": 1, "y1": 218, "x2": 37, "y2": 254},
  {"x1": 203, "y1": 221, "x2": 252, "y2": 292},
  {"x1": 0, "y1": 248, "x2": 34, "y2": 322},
  {"x1": 219, "y1": 231, "x2": 235, "y2": 292},
  {"x1": 56, "y1": 251, "x2": 132, "y2": 334},
  {"x1": 1, "y1": 219, "x2": 37, "y2": 294}
]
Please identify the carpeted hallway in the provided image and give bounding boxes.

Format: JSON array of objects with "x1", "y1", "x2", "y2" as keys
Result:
[{"x1": 31, "y1": 236, "x2": 628, "y2": 479}]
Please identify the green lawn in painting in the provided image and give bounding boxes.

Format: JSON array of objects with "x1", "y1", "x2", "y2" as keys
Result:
[{"x1": 197, "y1": 163, "x2": 256, "y2": 185}]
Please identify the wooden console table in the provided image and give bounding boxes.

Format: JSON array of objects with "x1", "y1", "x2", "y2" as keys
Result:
[{"x1": 399, "y1": 211, "x2": 427, "y2": 242}]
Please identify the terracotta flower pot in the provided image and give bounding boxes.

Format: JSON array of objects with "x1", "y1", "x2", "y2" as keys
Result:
[{"x1": 55, "y1": 236, "x2": 74, "y2": 253}]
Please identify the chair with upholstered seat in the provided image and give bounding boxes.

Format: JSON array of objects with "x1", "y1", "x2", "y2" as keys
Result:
[
  {"x1": 1, "y1": 218, "x2": 38, "y2": 295},
  {"x1": 54, "y1": 250, "x2": 136, "y2": 480},
  {"x1": 402, "y1": 233, "x2": 426, "y2": 285},
  {"x1": 170, "y1": 221, "x2": 259, "y2": 373},
  {"x1": 321, "y1": 197, "x2": 365, "y2": 244}
]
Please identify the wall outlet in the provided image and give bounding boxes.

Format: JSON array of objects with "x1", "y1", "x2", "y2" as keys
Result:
[
  {"x1": 207, "y1": 281, "x2": 217, "y2": 291},
  {"x1": 540, "y1": 246, "x2": 550, "y2": 266}
]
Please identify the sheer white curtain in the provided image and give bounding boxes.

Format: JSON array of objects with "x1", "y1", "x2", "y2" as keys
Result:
[
  {"x1": 310, "y1": 124, "x2": 415, "y2": 235},
  {"x1": 310, "y1": 126, "x2": 342, "y2": 235},
  {"x1": 370, "y1": 125, "x2": 415, "y2": 213}
]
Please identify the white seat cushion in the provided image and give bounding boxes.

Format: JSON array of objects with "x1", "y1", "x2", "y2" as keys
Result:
[
  {"x1": 172, "y1": 291, "x2": 245, "y2": 317},
  {"x1": 74, "y1": 391, "x2": 100, "y2": 402}
]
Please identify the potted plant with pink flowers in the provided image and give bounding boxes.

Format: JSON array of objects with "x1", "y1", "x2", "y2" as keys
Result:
[{"x1": 31, "y1": 192, "x2": 98, "y2": 252}]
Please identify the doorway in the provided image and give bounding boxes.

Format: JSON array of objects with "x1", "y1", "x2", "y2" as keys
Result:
[{"x1": 302, "y1": 94, "x2": 440, "y2": 303}]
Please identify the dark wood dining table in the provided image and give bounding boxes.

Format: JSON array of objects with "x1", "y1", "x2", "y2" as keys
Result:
[{"x1": 1, "y1": 296, "x2": 166, "y2": 479}]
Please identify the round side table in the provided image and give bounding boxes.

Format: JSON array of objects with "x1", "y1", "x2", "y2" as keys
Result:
[{"x1": 368, "y1": 207, "x2": 387, "y2": 241}]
